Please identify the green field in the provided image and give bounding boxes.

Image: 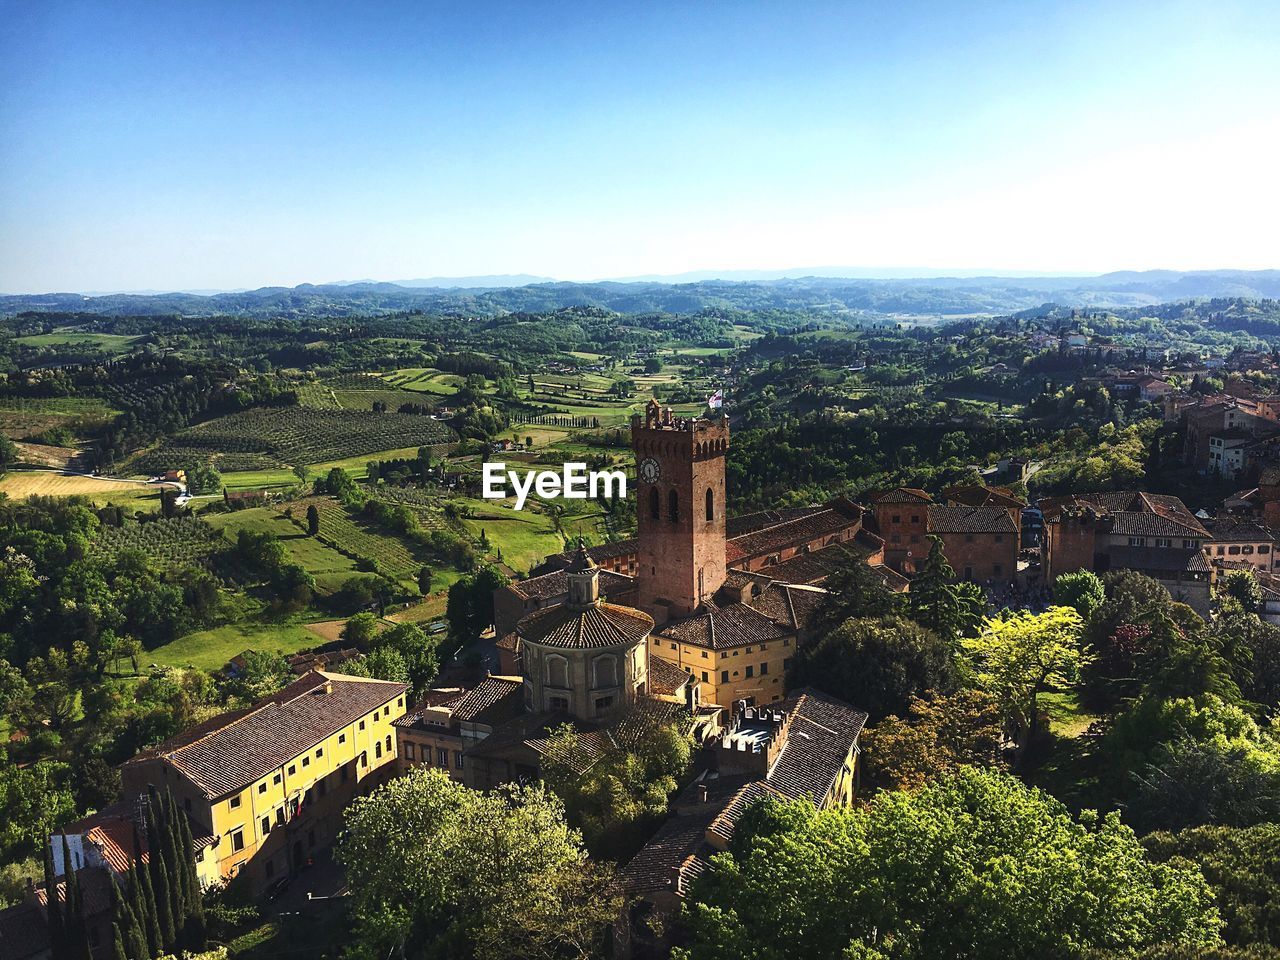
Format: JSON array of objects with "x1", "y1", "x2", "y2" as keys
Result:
[
  {"x1": 205, "y1": 506, "x2": 365, "y2": 592},
  {"x1": 383, "y1": 369, "x2": 464, "y2": 395},
  {"x1": 15, "y1": 331, "x2": 140, "y2": 354},
  {"x1": 148, "y1": 620, "x2": 321, "y2": 671},
  {"x1": 455, "y1": 497, "x2": 564, "y2": 574}
]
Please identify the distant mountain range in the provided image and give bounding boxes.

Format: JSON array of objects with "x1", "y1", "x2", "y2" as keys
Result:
[{"x1": 4, "y1": 269, "x2": 1279, "y2": 320}]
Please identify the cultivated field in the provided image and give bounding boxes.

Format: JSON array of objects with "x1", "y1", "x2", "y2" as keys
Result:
[
  {"x1": 0, "y1": 471, "x2": 161, "y2": 505},
  {"x1": 126, "y1": 407, "x2": 456, "y2": 473},
  {"x1": 92, "y1": 516, "x2": 223, "y2": 565}
]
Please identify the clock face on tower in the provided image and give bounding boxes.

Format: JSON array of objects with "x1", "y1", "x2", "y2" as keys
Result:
[{"x1": 638, "y1": 457, "x2": 661, "y2": 484}]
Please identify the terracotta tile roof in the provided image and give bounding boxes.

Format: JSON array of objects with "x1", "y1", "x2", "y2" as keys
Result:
[
  {"x1": 613, "y1": 774, "x2": 750, "y2": 896},
  {"x1": 871, "y1": 487, "x2": 932, "y2": 504},
  {"x1": 450, "y1": 676, "x2": 524, "y2": 724},
  {"x1": 728, "y1": 506, "x2": 860, "y2": 559},
  {"x1": 766, "y1": 688, "x2": 868, "y2": 803},
  {"x1": 507, "y1": 567, "x2": 635, "y2": 601},
  {"x1": 726, "y1": 506, "x2": 826, "y2": 537},
  {"x1": 1106, "y1": 546, "x2": 1210, "y2": 574},
  {"x1": 927, "y1": 505, "x2": 1018, "y2": 535},
  {"x1": 649, "y1": 656, "x2": 693, "y2": 697},
  {"x1": 941, "y1": 484, "x2": 1026, "y2": 510},
  {"x1": 35, "y1": 866, "x2": 113, "y2": 917},
  {"x1": 616, "y1": 690, "x2": 866, "y2": 901},
  {"x1": 705, "y1": 780, "x2": 787, "y2": 847},
  {"x1": 1204, "y1": 517, "x2": 1278, "y2": 543},
  {"x1": 658, "y1": 596, "x2": 790, "y2": 651},
  {"x1": 1040, "y1": 491, "x2": 1209, "y2": 538},
  {"x1": 518, "y1": 600, "x2": 654, "y2": 649},
  {"x1": 755, "y1": 551, "x2": 836, "y2": 585},
  {"x1": 0, "y1": 899, "x2": 49, "y2": 960},
  {"x1": 124, "y1": 671, "x2": 407, "y2": 799}
]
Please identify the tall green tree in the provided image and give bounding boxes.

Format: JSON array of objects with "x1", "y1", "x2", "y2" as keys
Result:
[
  {"x1": 794, "y1": 616, "x2": 956, "y2": 722},
  {"x1": 337, "y1": 768, "x2": 618, "y2": 960},
  {"x1": 963, "y1": 605, "x2": 1086, "y2": 751},
  {"x1": 677, "y1": 768, "x2": 1223, "y2": 960},
  {"x1": 907, "y1": 537, "x2": 985, "y2": 644},
  {"x1": 1054, "y1": 570, "x2": 1106, "y2": 620},
  {"x1": 145, "y1": 803, "x2": 175, "y2": 948}
]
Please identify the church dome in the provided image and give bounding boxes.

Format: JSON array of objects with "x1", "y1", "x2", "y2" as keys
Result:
[{"x1": 518, "y1": 599, "x2": 654, "y2": 649}]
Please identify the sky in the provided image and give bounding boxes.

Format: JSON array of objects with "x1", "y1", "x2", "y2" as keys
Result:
[{"x1": 2, "y1": 0, "x2": 1279, "y2": 293}]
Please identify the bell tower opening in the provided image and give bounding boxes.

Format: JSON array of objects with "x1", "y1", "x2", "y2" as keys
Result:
[{"x1": 631, "y1": 399, "x2": 728, "y2": 619}]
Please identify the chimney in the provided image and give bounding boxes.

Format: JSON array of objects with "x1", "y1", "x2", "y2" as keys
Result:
[{"x1": 322, "y1": 680, "x2": 333, "y2": 695}]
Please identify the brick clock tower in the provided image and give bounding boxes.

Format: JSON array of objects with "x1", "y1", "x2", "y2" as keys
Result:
[{"x1": 631, "y1": 400, "x2": 728, "y2": 620}]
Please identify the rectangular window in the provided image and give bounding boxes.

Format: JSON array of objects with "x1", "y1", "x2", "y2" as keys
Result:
[
  {"x1": 721, "y1": 670, "x2": 729, "y2": 683},
  {"x1": 288, "y1": 764, "x2": 296, "y2": 775},
  {"x1": 231, "y1": 830, "x2": 245, "y2": 852},
  {"x1": 1261, "y1": 545, "x2": 1271, "y2": 555},
  {"x1": 302, "y1": 756, "x2": 310, "y2": 767},
  {"x1": 258, "y1": 783, "x2": 267, "y2": 794},
  {"x1": 760, "y1": 662, "x2": 768, "y2": 676},
  {"x1": 891, "y1": 514, "x2": 901, "y2": 523},
  {"x1": 438, "y1": 748, "x2": 448, "y2": 767},
  {"x1": 229, "y1": 794, "x2": 241, "y2": 809},
  {"x1": 405, "y1": 743, "x2": 415, "y2": 760},
  {"x1": 701, "y1": 671, "x2": 709, "y2": 682},
  {"x1": 273, "y1": 773, "x2": 282, "y2": 785},
  {"x1": 316, "y1": 747, "x2": 323, "y2": 758},
  {"x1": 359, "y1": 720, "x2": 365, "y2": 730},
  {"x1": 745, "y1": 665, "x2": 754, "y2": 678},
  {"x1": 339, "y1": 733, "x2": 346, "y2": 744},
  {"x1": 275, "y1": 807, "x2": 284, "y2": 825},
  {"x1": 701, "y1": 650, "x2": 707, "y2": 658},
  {"x1": 454, "y1": 751, "x2": 464, "y2": 770},
  {"x1": 262, "y1": 817, "x2": 271, "y2": 835}
]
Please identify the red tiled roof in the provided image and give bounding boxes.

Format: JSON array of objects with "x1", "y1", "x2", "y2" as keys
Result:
[
  {"x1": 124, "y1": 671, "x2": 406, "y2": 799},
  {"x1": 927, "y1": 505, "x2": 1018, "y2": 535}
]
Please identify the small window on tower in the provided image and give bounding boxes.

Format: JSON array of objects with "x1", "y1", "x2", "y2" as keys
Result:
[
  {"x1": 669, "y1": 489, "x2": 679, "y2": 522},
  {"x1": 649, "y1": 487, "x2": 660, "y2": 520},
  {"x1": 706, "y1": 487, "x2": 714, "y2": 521}
]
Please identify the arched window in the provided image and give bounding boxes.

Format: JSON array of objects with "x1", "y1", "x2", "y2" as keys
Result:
[
  {"x1": 593, "y1": 654, "x2": 617, "y2": 687},
  {"x1": 649, "y1": 487, "x2": 660, "y2": 520},
  {"x1": 547, "y1": 655, "x2": 569, "y2": 688},
  {"x1": 375, "y1": 741, "x2": 382, "y2": 759},
  {"x1": 669, "y1": 489, "x2": 679, "y2": 522},
  {"x1": 705, "y1": 487, "x2": 714, "y2": 521}
]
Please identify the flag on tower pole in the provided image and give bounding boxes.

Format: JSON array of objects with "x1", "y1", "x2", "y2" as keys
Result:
[{"x1": 707, "y1": 389, "x2": 724, "y2": 409}]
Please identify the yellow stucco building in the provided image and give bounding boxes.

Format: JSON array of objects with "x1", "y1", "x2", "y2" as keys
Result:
[{"x1": 121, "y1": 670, "x2": 407, "y2": 894}]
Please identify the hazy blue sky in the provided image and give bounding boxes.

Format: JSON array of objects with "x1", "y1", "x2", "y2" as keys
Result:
[{"x1": 2, "y1": 0, "x2": 1278, "y2": 292}]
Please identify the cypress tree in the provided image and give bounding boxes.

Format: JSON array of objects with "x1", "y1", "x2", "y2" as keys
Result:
[
  {"x1": 144, "y1": 803, "x2": 175, "y2": 949},
  {"x1": 174, "y1": 804, "x2": 206, "y2": 949},
  {"x1": 129, "y1": 858, "x2": 161, "y2": 959},
  {"x1": 61, "y1": 835, "x2": 89, "y2": 960},
  {"x1": 111, "y1": 873, "x2": 149, "y2": 960},
  {"x1": 157, "y1": 793, "x2": 184, "y2": 941},
  {"x1": 111, "y1": 923, "x2": 129, "y2": 960},
  {"x1": 43, "y1": 838, "x2": 65, "y2": 960}
]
